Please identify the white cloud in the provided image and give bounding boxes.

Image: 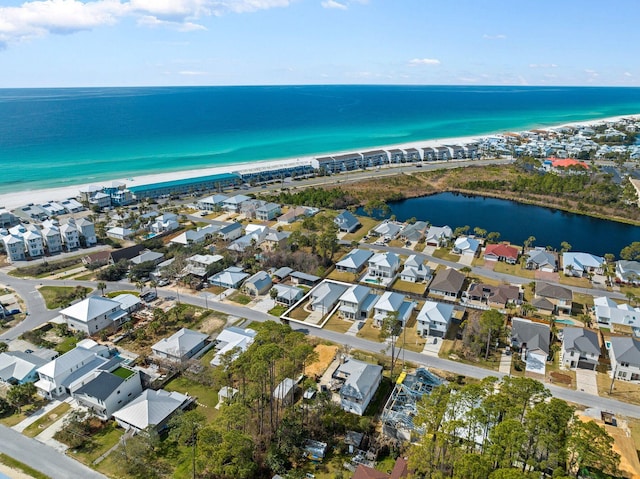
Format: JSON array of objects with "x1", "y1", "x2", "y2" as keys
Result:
[
  {"x1": 409, "y1": 58, "x2": 440, "y2": 66},
  {"x1": 179, "y1": 70, "x2": 207, "y2": 75},
  {"x1": 529, "y1": 63, "x2": 558, "y2": 68},
  {"x1": 482, "y1": 34, "x2": 506, "y2": 40},
  {"x1": 624, "y1": 72, "x2": 633, "y2": 77},
  {"x1": 321, "y1": 0, "x2": 347, "y2": 9},
  {"x1": 585, "y1": 69, "x2": 599, "y2": 77},
  {"x1": 0, "y1": 0, "x2": 291, "y2": 46}
]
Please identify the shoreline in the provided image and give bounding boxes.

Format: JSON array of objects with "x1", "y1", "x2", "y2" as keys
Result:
[{"x1": 1, "y1": 112, "x2": 639, "y2": 211}]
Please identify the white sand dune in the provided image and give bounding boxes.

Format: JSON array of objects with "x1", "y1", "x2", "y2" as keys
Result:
[{"x1": 1, "y1": 113, "x2": 638, "y2": 212}]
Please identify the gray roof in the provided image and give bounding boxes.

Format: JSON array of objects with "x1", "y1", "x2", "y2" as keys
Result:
[
  {"x1": 531, "y1": 297, "x2": 555, "y2": 311},
  {"x1": 113, "y1": 389, "x2": 191, "y2": 430},
  {"x1": 152, "y1": 328, "x2": 208, "y2": 358},
  {"x1": 290, "y1": 271, "x2": 320, "y2": 282},
  {"x1": 429, "y1": 268, "x2": 465, "y2": 294},
  {"x1": 334, "y1": 211, "x2": 360, "y2": 232},
  {"x1": 273, "y1": 266, "x2": 293, "y2": 279},
  {"x1": 74, "y1": 371, "x2": 124, "y2": 401},
  {"x1": 243, "y1": 271, "x2": 272, "y2": 292},
  {"x1": 337, "y1": 358, "x2": 382, "y2": 401},
  {"x1": 536, "y1": 281, "x2": 572, "y2": 301},
  {"x1": 526, "y1": 249, "x2": 557, "y2": 268},
  {"x1": 610, "y1": 336, "x2": 640, "y2": 367},
  {"x1": 562, "y1": 327, "x2": 600, "y2": 356},
  {"x1": 511, "y1": 318, "x2": 550, "y2": 355},
  {"x1": 336, "y1": 249, "x2": 374, "y2": 270}
]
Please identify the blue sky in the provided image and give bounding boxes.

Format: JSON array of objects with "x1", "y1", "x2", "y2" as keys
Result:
[{"x1": 0, "y1": 0, "x2": 638, "y2": 87}]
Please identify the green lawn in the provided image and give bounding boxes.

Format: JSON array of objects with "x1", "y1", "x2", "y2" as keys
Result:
[
  {"x1": 268, "y1": 305, "x2": 288, "y2": 317},
  {"x1": 558, "y1": 274, "x2": 591, "y2": 288},
  {"x1": 326, "y1": 269, "x2": 358, "y2": 283},
  {"x1": 38, "y1": 286, "x2": 92, "y2": 309},
  {"x1": 0, "y1": 399, "x2": 49, "y2": 428},
  {"x1": 106, "y1": 290, "x2": 140, "y2": 298},
  {"x1": 55, "y1": 336, "x2": 78, "y2": 354},
  {"x1": 431, "y1": 248, "x2": 462, "y2": 262},
  {"x1": 164, "y1": 376, "x2": 220, "y2": 422},
  {"x1": 492, "y1": 261, "x2": 536, "y2": 279},
  {"x1": 227, "y1": 292, "x2": 251, "y2": 305},
  {"x1": 323, "y1": 314, "x2": 353, "y2": 333},
  {"x1": 356, "y1": 319, "x2": 383, "y2": 342},
  {"x1": 342, "y1": 216, "x2": 379, "y2": 242},
  {"x1": 72, "y1": 421, "x2": 124, "y2": 467},
  {"x1": 390, "y1": 278, "x2": 428, "y2": 295},
  {"x1": 22, "y1": 402, "x2": 71, "y2": 438}
]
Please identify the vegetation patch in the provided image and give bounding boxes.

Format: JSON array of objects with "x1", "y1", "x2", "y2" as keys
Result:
[
  {"x1": 267, "y1": 305, "x2": 288, "y2": 317},
  {"x1": 227, "y1": 292, "x2": 251, "y2": 305},
  {"x1": 0, "y1": 453, "x2": 51, "y2": 479},
  {"x1": 22, "y1": 402, "x2": 71, "y2": 438},
  {"x1": 9, "y1": 257, "x2": 83, "y2": 279},
  {"x1": 323, "y1": 314, "x2": 353, "y2": 333},
  {"x1": 38, "y1": 285, "x2": 91, "y2": 309}
]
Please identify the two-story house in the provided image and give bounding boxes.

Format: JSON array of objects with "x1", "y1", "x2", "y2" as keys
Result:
[
  {"x1": 367, "y1": 252, "x2": 400, "y2": 280},
  {"x1": 560, "y1": 327, "x2": 600, "y2": 370},
  {"x1": 416, "y1": 301, "x2": 454, "y2": 338},
  {"x1": 60, "y1": 296, "x2": 130, "y2": 335},
  {"x1": 338, "y1": 285, "x2": 377, "y2": 320},
  {"x1": 609, "y1": 336, "x2": 640, "y2": 382},
  {"x1": 334, "y1": 358, "x2": 382, "y2": 416}
]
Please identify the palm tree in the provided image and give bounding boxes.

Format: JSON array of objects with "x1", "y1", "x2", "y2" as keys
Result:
[
  {"x1": 149, "y1": 279, "x2": 158, "y2": 297},
  {"x1": 136, "y1": 280, "x2": 146, "y2": 294},
  {"x1": 97, "y1": 282, "x2": 107, "y2": 296},
  {"x1": 626, "y1": 291, "x2": 637, "y2": 307}
]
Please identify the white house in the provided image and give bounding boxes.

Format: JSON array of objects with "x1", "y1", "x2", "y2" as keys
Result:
[
  {"x1": 400, "y1": 255, "x2": 431, "y2": 283},
  {"x1": 35, "y1": 341, "x2": 111, "y2": 399},
  {"x1": 609, "y1": 336, "x2": 640, "y2": 382},
  {"x1": 562, "y1": 252, "x2": 605, "y2": 277},
  {"x1": 367, "y1": 252, "x2": 400, "y2": 280},
  {"x1": 106, "y1": 227, "x2": 134, "y2": 241},
  {"x1": 1, "y1": 234, "x2": 26, "y2": 262},
  {"x1": 150, "y1": 213, "x2": 179, "y2": 234},
  {"x1": 60, "y1": 296, "x2": 130, "y2": 335},
  {"x1": 560, "y1": 327, "x2": 600, "y2": 370},
  {"x1": 372, "y1": 291, "x2": 416, "y2": 327},
  {"x1": 452, "y1": 236, "x2": 480, "y2": 256},
  {"x1": 208, "y1": 266, "x2": 249, "y2": 289},
  {"x1": 425, "y1": 225, "x2": 453, "y2": 247},
  {"x1": 152, "y1": 328, "x2": 209, "y2": 363},
  {"x1": 113, "y1": 389, "x2": 193, "y2": 433},
  {"x1": 338, "y1": 285, "x2": 377, "y2": 321},
  {"x1": 41, "y1": 225, "x2": 63, "y2": 254},
  {"x1": 310, "y1": 281, "x2": 349, "y2": 314},
  {"x1": 416, "y1": 301, "x2": 454, "y2": 338},
  {"x1": 334, "y1": 358, "x2": 382, "y2": 416},
  {"x1": 616, "y1": 260, "x2": 640, "y2": 284},
  {"x1": 210, "y1": 327, "x2": 257, "y2": 366},
  {"x1": 0, "y1": 352, "x2": 48, "y2": 385},
  {"x1": 183, "y1": 254, "x2": 223, "y2": 278},
  {"x1": 222, "y1": 194, "x2": 251, "y2": 213},
  {"x1": 335, "y1": 249, "x2": 373, "y2": 274},
  {"x1": 72, "y1": 364, "x2": 142, "y2": 420},
  {"x1": 593, "y1": 296, "x2": 640, "y2": 332}
]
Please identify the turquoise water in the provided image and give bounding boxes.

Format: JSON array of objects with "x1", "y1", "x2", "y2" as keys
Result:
[{"x1": 2, "y1": 85, "x2": 640, "y2": 194}]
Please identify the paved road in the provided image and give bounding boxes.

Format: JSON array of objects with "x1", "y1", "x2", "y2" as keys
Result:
[{"x1": 0, "y1": 424, "x2": 107, "y2": 479}]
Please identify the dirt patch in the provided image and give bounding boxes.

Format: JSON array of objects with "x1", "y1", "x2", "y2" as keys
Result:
[
  {"x1": 305, "y1": 344, "x2": 338, "y2": 378},
  {"x1": 549, "y1": 371, "x2": 573, "y2": 385},
  {"x1": 198, "y1": 316, "x2": 227, "y2": 335}
]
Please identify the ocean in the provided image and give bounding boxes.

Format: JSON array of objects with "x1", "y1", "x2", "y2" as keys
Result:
[{"x1": 2, "y1": 85, "x2": 640, "y2": 194}]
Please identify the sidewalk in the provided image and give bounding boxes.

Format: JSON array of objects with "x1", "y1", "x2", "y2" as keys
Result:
[
  {"x1": 498, "y1": 351, "x2": 512, "y2": 374},
  {"x1": 12, "y1": 398, "x2": 67, "y2": 433}
]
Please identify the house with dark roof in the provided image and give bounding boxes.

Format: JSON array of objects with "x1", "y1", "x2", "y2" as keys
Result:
[
  {"x1": 72, "y1": 365, "x2": 142, "y2": 420},
  {"x1": 290, "y1": 271, "x2": 321, "y2": 286},
  {"x1": 484, "y1": 244, "x2": 519, "y2": 264},
  {"x1": 428, "y1": 268, "x2": 465, "y2": 299},
  {"x1": 465, "y1": 283, "x2": 521, "y2": 309},
  {"x1": 609, "y1": 337, "x2": 640, "y2": 382},
  {"x1": 334, "y1": 211, "x2": 361, "y2": 233},
  {"x1": 560, "y1": 327, "x2": 600, "y2": 370},
  {"x1": 352, "y1": 457, "x2": 409, "y2": 479},
  {"x1": 334, "y1": 358, "x2": 383, "y2": 416},
  {"x1": 511, "y1": 318, "x2": 550, "y2": 374},
  {"x1": 535, "y1": 281, "x2": 573, "y2": 315},
  {"x1": 399, "y1": 221, "x2": 428, "y2": 243}
]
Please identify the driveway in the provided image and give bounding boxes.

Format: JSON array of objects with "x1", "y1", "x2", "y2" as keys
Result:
[
  {"x1": 458, "y1": 254, "x2": 474, "y2": 266},
  {"x1": 575, "y1": 368, "x2": 599, "y2": 395}
]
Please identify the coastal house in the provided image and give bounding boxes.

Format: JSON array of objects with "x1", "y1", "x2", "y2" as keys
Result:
[
  {"x1": 562, "y1": 252, "x2": 605, "y2": 277},
  {"x1": 255, "y1": 202, "x2": 282, "y2": 221},
  {"x1": 452, "y1": 236, "x2": 480, "y2": 256},
  {"x1": 534, "y1": 281, "x2": 573, "y2": 315},
  {"x1": 210, "y1": 327, "x2": 257, "y2": 367},
  {"x1": 372, "y1": 221, "x2": 402, "y2": 240},
  {"x1": 593, "y1": 296, "x2": 640, "y2": 333},
  {"x1": 35, "y1": 340, "x2": 111, "y2": 399},
  {"x1": 290, "y1": 271, "x2": 321, "y2": 287},
  {"x1": 525, "y1": 248, "x2": 558, "y2": 272},
  {"x1": 60, "y1": 198, "x2": 84, "y2": 214},
  {"x1": 106, "y1": 226, "x2": 134, "y2": 241},
  {"x1": 400, "y1": 254, "x2": 431, "y2": 283},
  {"x1": 428, "y1": 268, "x2": 465, "y2": 299},
  {"x1": 272, "y1": 284, "x2": 304, "y2": 306},
  {"x1": 0, "y1": 234, "x2": 26, "y2": 262},
  {"x1": 560, "y1": 327, "x2": 600, "y2": 370},
  {"x1": 182, "y1": 254, "x2": 223, "y2": 278},
  {"x1": 416, "y1": 300, "x2": 454, "y2": 338},
  {"x1": 130, "y1": 249, "x2": 164, "y2": 266},
  {"x1": 208, "y1": 266, "x2": 249, "y2": 289},
  {"x1": 41, "y1": 201, "x2": 66, "y2": 217},
  {"x1": 217, "y1": 222, "x2": 243, "y2": 242},
  {"x1": 334, "y1": 210, "x2": 361, "y2": 233},
  {"x1": 260, "y1": 230, "x2": 290, "y2": 252},
  {"x1": 421, "y1": 147, "x2": 436, "y2": 161},
  {"x1": 310, "y1": 281, "x2": 349, "y2": 315},
  {"x1": 483, "y1": 244, "x2": 519, "y2": 264},
  {"x1": 242, "y1": 270, "x2": 273, "y2": 297},
  {"x1": 616, "y1": 260, "x2": 640, "y2": 284},
  {"x1": 170, "y1": 224, "x2": 219, "y2": 246},
  {"x1": 150, "y1": 213, "x2": 179, "y2": 234},
  {"x1": 425, "y1": 225, "x2": 453, "y2": 247},
  {"x1": 334, "y1": 358, "x2": 382, "y2": 416},
  {"x1": 72, "y1": 364, "x2": 142, "y2": 420},
  {"x1": 367, "y1": 251, "x2": 401, "y2": 280},
  {"x1": 465, "y1": 283, "x2": 521, "y2": 309},
  {"x1": 0, "y1": 209, "x2": 18, "y2": 229},
  {"x1": 151, "y1": 328, "x2": 208, "y2": 363},
  {"x1": 0, "y1": 352, "x2": 48, "y2": 385},
  {"x1": 511, "y1": 318, "x2": 550, "y2": 374},
  {"x1": 372, "y1": 291, "x2": 416, "y2": 327},
  {"x1": 113, "y1": 389, "x2": 194, "y2": 434},
  {"x1": 336, "y1": 249, "x2": 374, "y2": 274},
  {"x1": 399, "y1": 221, "x2": 428, "y2": 243},
  {"x1": 74, "y1": 218, "x2": 97, "y2": 246},
  {"x1": 338, "y1": 285, "x2": 377, "y2": 321},
  {"x1": 609, "y1": 337, "x2": 640, "y2": 382},
  {"x1": 197, "y1": 194, "x2": 228, "y2": 212},
  {"x1": 60, "y1": 296, "x2": 132, "y2": 335},
  {"x1": 222, "y1": 194, "x2": 251, "y2": 213}
]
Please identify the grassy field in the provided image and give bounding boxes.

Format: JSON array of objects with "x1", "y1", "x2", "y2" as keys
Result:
[
  {"x1": 596, "y1": 372, "x2": 640, "y2": 405},
  {"x1": 0, "y1": 400, "x2": 49, "y2": 428},
  {"x1": 38, "y1": 286, "x2": 92, "y2": 309},
  {"x1": 326, "y1": 269, "x2": 358, "y2": 283},
  {"x1": 342, "y1": 216, "x2": 379, "y2": 242},
  {"x1": 0, "y1": 453, "x2": 51, "y2": 479},
  {"x1": 71, "y1": 420, "x2": 124, "y2": 467},
  {"x1": 268, "y1": 305, "x2": 288, "y2": 317},
  {"x1": 391, "y1": 278, "x2": 428, "y2": 295},
  {"x1": 492, "y1": 261, "x2": 536, "y2": 279},
  {"x1": 164, "y1": 376, "x2": 220, "y2": 422},
  {"x1": 227, "y1": 292, "x2": 251, "y2": 305},
  {"x1": 356, "y1": 319, "x2": 382, "y2": 342},
  {"x1": 323, "y1": 314, "x2": 354, "y2": 334},
  {"x1": 55, "y1": 336, "x2": 78, "y2": 354},
  {"x1": 558, "y1": 274, "x2": 592, "y2": 288},
  {"x1": 431, "y1": 248, "x2": 462, "y2": 262}
]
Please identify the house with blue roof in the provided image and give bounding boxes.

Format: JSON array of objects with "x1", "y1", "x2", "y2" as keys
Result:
[
  {"x1": 334, "y1": 210, "x2": 361, "y2": 233},
  {"x1": 209, "y1": 266, "x2": 249, "y2": 289},
  {"x1": 242, "y1": 271, "x2": 273, "y2": 297},
  {"x1": 562, "y1": 251, "x2": 605, "y2": 277},
  {"x1": 336, "y1": 249, "x2": 374, "y2": 274}
]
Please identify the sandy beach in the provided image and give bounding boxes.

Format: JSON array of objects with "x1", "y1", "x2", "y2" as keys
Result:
[{"x1": 1, "y1": 113, "x2": 638, "y2": 212}]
